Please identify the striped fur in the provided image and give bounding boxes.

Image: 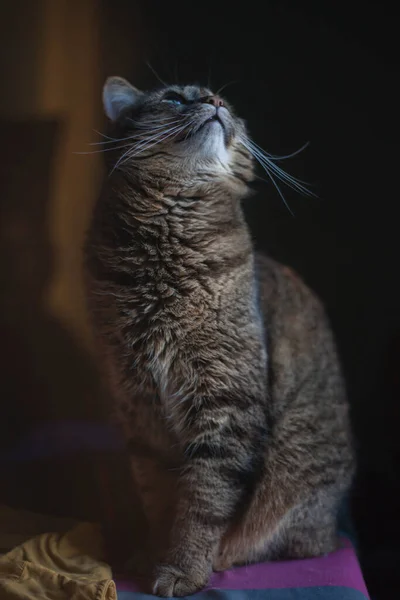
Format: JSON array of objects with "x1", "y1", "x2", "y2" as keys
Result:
[{"x1": 84, "y1": 78, "x2": 355, "y2": 596}]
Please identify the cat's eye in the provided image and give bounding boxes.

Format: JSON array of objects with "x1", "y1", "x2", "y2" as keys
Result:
[{"x1": 162, "y1": 92, "x2": 186, "y2": 106}]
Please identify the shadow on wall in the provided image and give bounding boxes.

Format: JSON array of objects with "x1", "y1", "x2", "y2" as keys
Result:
[
  {"x1": 0, "y1": 118, "x2": 114, "y2": 519},
  {"x1": 0, "y1": 0, "x2": 126, "y2": 520},
  {"x1": 0, "y1": 0, "x2": 150, "y2": 528}
]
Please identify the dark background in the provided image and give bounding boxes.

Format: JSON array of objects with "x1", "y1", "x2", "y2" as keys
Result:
[{"x1": 0, "y1": 1, "x2": 398, "y2": 598}]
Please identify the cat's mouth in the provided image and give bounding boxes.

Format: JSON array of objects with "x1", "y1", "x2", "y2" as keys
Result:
[
  {"x1": 199, "y1": 114, "x2": 224, "y2": 131},
  {"x1": 178, "y1": 114, "x2": 226, "y2": 145}
]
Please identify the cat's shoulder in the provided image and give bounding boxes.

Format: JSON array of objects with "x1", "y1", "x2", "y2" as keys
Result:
[{"x1": 255, "y1": 252, "x2": 327, "y2": 323}]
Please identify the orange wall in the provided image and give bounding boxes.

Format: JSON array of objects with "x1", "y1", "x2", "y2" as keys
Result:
[{"x1": 1, "y1": 0, "x2": 103, "y2": 349}]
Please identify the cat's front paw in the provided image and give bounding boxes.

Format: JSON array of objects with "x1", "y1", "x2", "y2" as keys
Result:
[{"x1": 152, "y1": 562, "x2": 211, "y2": 597}]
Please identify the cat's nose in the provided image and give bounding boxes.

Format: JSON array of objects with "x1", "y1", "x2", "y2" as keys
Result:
[{"x1": 205, "y1": 95, "x2": 224, "y2": 108}]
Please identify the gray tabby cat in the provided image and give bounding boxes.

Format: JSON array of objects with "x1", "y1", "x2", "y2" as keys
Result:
[{"x1": 84, "y1": 76, "x2": 355, "y2": 597}]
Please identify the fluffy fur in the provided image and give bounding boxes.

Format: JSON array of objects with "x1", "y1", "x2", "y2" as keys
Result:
[{"x1": 84, "y1": 77, "x2": 355, "y2": 597}]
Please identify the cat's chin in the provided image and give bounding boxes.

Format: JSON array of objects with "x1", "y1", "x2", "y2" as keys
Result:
[{"x1": 171, "y1": 126, "x2": 231, "y2": 167}]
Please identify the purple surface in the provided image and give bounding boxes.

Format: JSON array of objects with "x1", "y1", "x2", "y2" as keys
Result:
[
  {"x1": 1, "y1": 422, "x2": 369, "y2": 598},
  {"x1": 116, "y1": 539, "x2": 368, "y2": 596},
  {"x1": 0, "y1": 421, "x2": 123, "y2": 461}
]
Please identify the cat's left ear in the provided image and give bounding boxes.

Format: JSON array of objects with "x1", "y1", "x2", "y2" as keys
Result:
[{"x1": 103, "y1": 76, "x2": 143, "y2": 121}]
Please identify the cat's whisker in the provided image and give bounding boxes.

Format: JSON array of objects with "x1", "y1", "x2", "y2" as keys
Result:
[
  {"x1": 129, "y1": 120, "x2": 180, "y2": 131},
  {"x1": 112, "y1": 122, "x2": 189, "y2": 173},
  {"x1": 240, "y1": 137, "x2": 316, "y2": 209},
  {"x1": 267, "y1": 142, "x2": 310, "y2": 161},
  {"x1": 122, "y1": 125, "x2": 189, "y2": 165},
  {"x1": 81, "y1": 120, "x2": 183, "y2": 152},
  {"x1": 263, "y1": 164, "x2": 296, "y2": 216},
  {"x1": 173, "y1": 61, "x2": 180, "y2": 85},
  {"x1": 261, "y1": 157, "x2": 315, "y2": 197},
  {"x1": 129, "y1": 122, "x2": 188, "y2": 154},
  {"x1": 181, "y1": 116, "x2": 207, "y2": 141},
  {"x1": 127, "y1": 115, "x2": 179, "y2": 127},
  {"x1": 247, "y1": 138, "x2": 310, "y2": 163},
  {"x1": 145, "y1": 60, "x2": 168, "y2": 87},
  {"x1": 244, "y1": 138, "x2": 315, "y2": 195},
  {"x1": 240, "y1": 139, "x2": 295, "y2": 215},
  {"x1": 245, "y1": 139, "x2": 315, "y2": 194},
  {"x1": 127, "y1": 117, "x2": 198, "y2": 158},
  {"x1": 207, "y1": 68, "x2": 212, "y2": 91},
  {"x1": 92, "y1": 129, "x2": 117, "y2": 141},
  {"x1": 89, "y1": 139, "x2": 133, "y2": 147},
  {"x1": 215, "y1": 80, "x2": 240, "y2": 96},
  {"x1": 255, "y1": 154, "x2": 314, "y2": 197},
  {"x1": 114, "y1": 122, "x2": 185, "y2": 160},
  {"x1": 90, "y1": 119, "x2": 183, "y2": 146},
  {"x1": 74, "y1": 142, "x2": 140, "y2": 155}
]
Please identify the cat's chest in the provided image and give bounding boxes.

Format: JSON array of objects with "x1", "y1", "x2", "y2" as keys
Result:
[{"x1": 115, "y1": 272, "x2": 217, "y2": 355}]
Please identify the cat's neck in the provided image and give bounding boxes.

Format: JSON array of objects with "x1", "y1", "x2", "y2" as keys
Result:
[
  {"x1": 87, "y1": 169, "x2": 254, "y2": 299},
  {"x1": 110, "y1": 168, "x2": 248, "y2": 233},
  {"x1": 94, "y1": 170, "x2": 252, "y2": 265}
]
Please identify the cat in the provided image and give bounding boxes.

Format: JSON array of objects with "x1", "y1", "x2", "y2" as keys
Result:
[{"x1": 84, "y1": 76, "x2": 355, "y2": 597}]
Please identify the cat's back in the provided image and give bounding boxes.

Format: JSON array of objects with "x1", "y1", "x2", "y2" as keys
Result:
[
  {"x1": 256, "y1": 253, "x2": 326, "y2": 334},
  {"x1": 255, "y1": 253, "x2": 346, "y2": 415}
]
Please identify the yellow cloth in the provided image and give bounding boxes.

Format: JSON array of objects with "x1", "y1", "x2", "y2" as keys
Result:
[{"x1": 0, "y1": 507, "x2": 116, "y2": 600}]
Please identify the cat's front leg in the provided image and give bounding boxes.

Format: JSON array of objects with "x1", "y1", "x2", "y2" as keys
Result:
[{"x1": 152, "y1": 394, "x2": 267, "y2": 597}]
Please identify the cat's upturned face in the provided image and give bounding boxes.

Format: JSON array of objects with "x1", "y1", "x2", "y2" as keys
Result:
[{"x1": 102, "y1": 77, "x2": 253, "y2": 184}]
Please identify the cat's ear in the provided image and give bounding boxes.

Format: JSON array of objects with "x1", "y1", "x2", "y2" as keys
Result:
[{"x1": 102, "y1": 76, "x2": 143, "y2": 121}]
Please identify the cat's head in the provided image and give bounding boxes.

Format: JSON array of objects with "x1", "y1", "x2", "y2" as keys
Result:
[{"x1": 102, "y1": 76, "x2": 254, "y2": 188}]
